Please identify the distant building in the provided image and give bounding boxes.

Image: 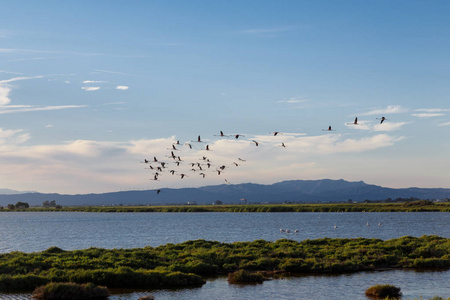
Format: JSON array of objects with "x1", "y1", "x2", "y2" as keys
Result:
[{"x1": 187, "y1": 201, "x2": 197, "y2": 205}]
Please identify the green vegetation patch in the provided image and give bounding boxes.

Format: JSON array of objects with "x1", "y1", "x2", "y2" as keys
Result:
[
  {"x1": 32, "y1": 282, "x2": 109, "y2": 300},
  {"x1": 227, "y1": 269, "x2": 265, "y2": 284},
  {"x1": 14, "y1": 202, "x2": 450, "y2": 212},
  {"x1": 365, "y1": 284, "x2": 401, "y2": 298},
  {"x1": 0, "y1": 235, "x2": 448, "y2": 291}
]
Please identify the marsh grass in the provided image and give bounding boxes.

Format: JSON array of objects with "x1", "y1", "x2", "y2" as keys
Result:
[
  {"x1": 0, "y1": 235, "x2": 448, "y2": 291},
  {"x1": 227, "y1": 269, "x2": 265, "y2": 284},
  {"x1": 12, "y1": 202, "x2": 450, "y2": 213},
  {"x1": 365, "y1": 284, "x2": 401, "y2": 298},
  {"x1": 32, "y1": 282, "x2": 109, "y2": 300}
]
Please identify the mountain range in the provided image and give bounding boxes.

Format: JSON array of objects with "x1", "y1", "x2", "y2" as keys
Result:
[{"x1": 0, "y1": 179, "x2": 449, "y2": 207}]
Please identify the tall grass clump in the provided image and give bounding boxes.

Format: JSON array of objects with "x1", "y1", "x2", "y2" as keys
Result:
[
  {"x1": 365, "y1": 284, "x2": 401, "y2": 298},
  {"x1": 32, "y1": 282, "x2": 109, "y2": 300},
  {"x1": 227, "y1": 269, "x2": 265, "y2": 284}
]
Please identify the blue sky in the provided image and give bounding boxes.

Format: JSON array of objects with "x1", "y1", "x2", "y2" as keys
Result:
[{"x1": 0, "y1": 1, "x2": 449, "y2": 194}]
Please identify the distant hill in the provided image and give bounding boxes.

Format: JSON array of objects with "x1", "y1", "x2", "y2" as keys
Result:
[
  {"x1": 0, "y1": 179, "x2": 449, "y2": 207},
  {"x1": 0, "y1": 188, "x2": 35, "y2": 195}
]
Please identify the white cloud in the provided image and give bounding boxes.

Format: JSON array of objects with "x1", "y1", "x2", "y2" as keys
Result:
[
  {"x1": 372, "y1": 122, "x2": 410, "y2": 132},
  {"x1": 361, "y1": 105, "x2": 407, "y2": 116},
  {"x1": 0, "y1": 131, "x2": 405, "y2": 194},
  {"x1": 0, "y1": 105, "x2": 87, "y2": 115},
  {"x1": 439, "y1": 121, "x2": 450, "y2": 126},
  {"x1": 277, "y1": 97, "x2": 309, "y2": 104},
  {"x1": 93, "y1": 69, "x2": 137, "y2": 77},
  {"x1": 82, "y1": 80, "x2": 106, "y2": 83},
  {"x1": 0, "y1": 75, "x2": 44, "y2": 84},
  {"x1": 0, "y1": 128, "x2": 30, "y2": 145},
  {"x1": 81, "y1": 86, "x2": 100, "y2": 91},
  {"x1": 45, "y1": 125, "x2": 54, "y2": 128},
  {"x1": 0, "y1": 85, "x2": 12, "y2": 105},
  {"x1": 116, "y1": 86, "x2": 129, "y2": 90},
  {"x1": 0, "y1": 70, "x2": 23, "y2": 75},
  {"x1": 415, "y1": 108, "x2": 450, "y2": 113},
  {"x1": 411, "y1": 113, "x2": 445, "y2": 118}
]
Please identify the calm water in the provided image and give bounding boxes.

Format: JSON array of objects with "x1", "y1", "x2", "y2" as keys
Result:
[{"x1": 0, "y1": 212, "x2": 449, "y2": 299}]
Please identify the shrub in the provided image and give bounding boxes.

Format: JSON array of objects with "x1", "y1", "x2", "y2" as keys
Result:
[
  {"x1": 227, "y1": 269, "x2": 265, "y2": 284},
  {"x1": 365, "y1": 284, "x2": 401, "y2": 298},
  {"x1": 32, "y1": 282, "x2": 109, "y2": 300},
  {"x1": 0, "y1": 274, "x2": 50, "y2": 292}
]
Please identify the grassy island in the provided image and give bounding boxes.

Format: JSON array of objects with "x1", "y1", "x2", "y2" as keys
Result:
[
  {"x1": 0, "y1": 235, "x2": 448, "y2": 292},
  {"x1": 10, "y1": 201, "x2": 450, "y2": 213}
]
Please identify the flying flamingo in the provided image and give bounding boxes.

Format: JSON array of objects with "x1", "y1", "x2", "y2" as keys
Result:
[
  {"x1": 215, "y1": 131, "x2": 228, "y2": 137},
  {"x1": 347, "y1": 117, "x2": 361, "y2": 125},
  {"x1": 322, "y1": 126, "x2": 336, "y2": 131},
  {"x1": 377, "y1": 117, "x2": 388, "y2": 124}
]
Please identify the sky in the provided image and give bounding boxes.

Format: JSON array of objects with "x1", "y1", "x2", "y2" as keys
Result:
[{"x1": 0, "y1": 0, "x2": 449, "y2": 194}]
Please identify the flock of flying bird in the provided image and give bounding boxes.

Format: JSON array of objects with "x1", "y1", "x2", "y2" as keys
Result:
[{"x1": 141, "y1": 116, "x2": 389, "y2": 195}]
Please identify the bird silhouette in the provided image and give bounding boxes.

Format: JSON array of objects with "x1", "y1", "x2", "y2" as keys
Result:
[
  {"x1": 377, "y1": 117, "x2": 388, "y2": 124},
  {"x1": 215, "y1": 131, "x2": 228, "y2": 137},
  {"x1": 252, "y1": 140, "x2": 259, "y2": 146},
  {"x1": 347, "y1": 117, "x2": 361, "y2": 125},
  {"x1": 322, "y1": 126, "x2": 336, "y2": 131}
]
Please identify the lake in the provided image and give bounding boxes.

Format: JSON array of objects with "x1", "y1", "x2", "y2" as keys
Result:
[{"x1": 0, "y1": 211, "x2": 449, "y2": 299}]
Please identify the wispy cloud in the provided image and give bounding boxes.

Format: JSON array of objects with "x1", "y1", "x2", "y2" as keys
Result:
[
  {"x1": 93, "y1": 69, "x2": 137, "y2": 77},
  {"x1": 82, "y1": 80, "x2": 107, "y2": 84},
  {"x1": 361, "y1": 105, "x2": 407, "y2": 116},
  {"x1": 411, "y1": 113, "x2": 445, "y2": 118},
  {"x1": 0, "y1": 75, "x2": 86, "y2": 113},
  {"x1": 7, "y1": 57, "x2": 61, "y2": 62},
  {"x1": 372, "y1": 122, "x2": 410, "y2": 132},
  {"x1": 0, "y1": 48, "x2": 103, "y2": 56},
  {"x1": 0, "y1": 70, "x2": 23, "y2": 75},
  {"x1": 81, "y1": 86, "x2": 100, "y2": 92},
  {"x1": 277, "y1": 97, "x2": 309, "y2": 104},
  {"x1": 0, "y1": 76, "x2": 45, "y2": 105},
  {"x1": 438, "y1": 121, "x2": 450, "y2": 126},
  {"x1": 116, "y1": 86, "x2": 129, "y2": 90},
  {"x1": 0, "y1": 105, "x2": 87, "y2": 115},
  {"x1": 415, "y1": 108, "x2": 450, "y2": 113},
  {"x1": 0, "y1": 75, "x2": 44, "y2": 84}
]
